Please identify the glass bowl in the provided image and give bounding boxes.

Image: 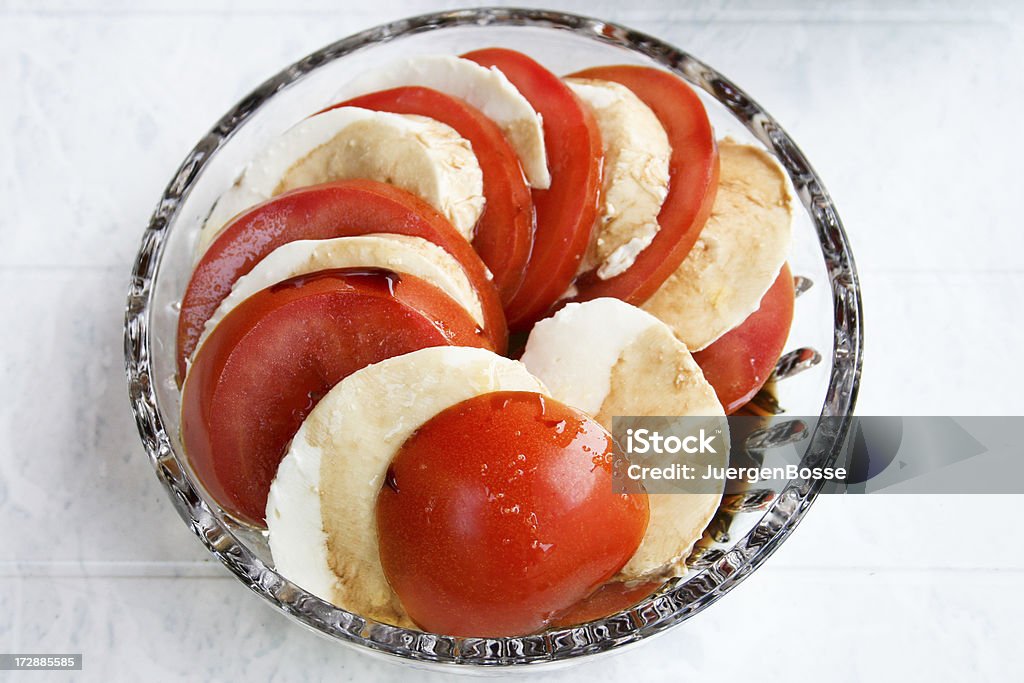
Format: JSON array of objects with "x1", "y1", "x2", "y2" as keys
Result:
[{"x1": 124, "y1": 7, "x2": 863, "y2": 670}]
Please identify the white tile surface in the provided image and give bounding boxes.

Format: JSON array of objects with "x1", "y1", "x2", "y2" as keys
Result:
[
  {"x1": 1, "y1": 0, "x2": 1022, "y2": 680},
  {"x1": 3, "y1": 569, "x2": 1021, "y2": 681}
]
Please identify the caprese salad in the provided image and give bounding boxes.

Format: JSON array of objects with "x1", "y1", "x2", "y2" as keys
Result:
[{"x1": 176, "y1": 48, "x2": 796, "y2": 637}]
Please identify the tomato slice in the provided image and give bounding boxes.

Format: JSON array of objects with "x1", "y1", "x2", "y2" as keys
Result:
[
  {"x1": 327, "y1": 87, "x2": 535, "y2": 305},
  {"x1": 566, "y1": 65, "x2": 719, "y2": 306},
  {"x1": 176, "y1": 179, "x2": 507, "y2": 380},
  {"x1": 693, "y1": 264, "x2": 795, "y2": 414},
  {"x1": 181, "y1": 268, "x2": 490, "y2": 527},
  {"x1": 550, "y1": 580, "x2": 661, "y2": 628},
  {"x1": 463, "y1": 48, "x2": 603, "y2": 330},
  {"x1": 376, "y1": 391, "x2": 648, "y2": 637}
]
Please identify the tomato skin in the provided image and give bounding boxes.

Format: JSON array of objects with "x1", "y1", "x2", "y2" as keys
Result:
[
  {"x1": 693, "y1": 264, "x2": 795, "y2": 414},
  {"x1": 328, "y1": 87, "x2": 535, "y2": 305},
  {"x1": 550, "y1": 580, "x2": 661, "y2": 628},
  {"x1": 463, "y1": 49, "x2": 603, "y2": 330},
  {"x1": 176, "y1": 179, "x2": 507, "y2": 380},
  {"x1": 567, "y1": 65, "x2": 719, "y2": 306},
  {"x1": 376, "y1": 391, "x2": 649, "y2": 637},
  {"x1": 181, "y1": 268, "x2": 489, "y2": 527}
]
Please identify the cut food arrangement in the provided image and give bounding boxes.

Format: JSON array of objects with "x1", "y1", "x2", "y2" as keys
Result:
[{"x1": 176, "y1": 48, "x2": 797, "y2": 638}]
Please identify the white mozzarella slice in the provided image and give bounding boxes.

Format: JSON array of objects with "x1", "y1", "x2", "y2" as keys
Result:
[
  {"x1": 266, "y1": 347, "x2": 548, "y2": 627},
  {"x1": 642, "y1": 139, "x2": 793, "y2": 351},
  {"x1": 520, "y1": 297, "x2": 727, "y2": 580},
  {"x1": 521, "y1": 298, "x2": 663, "y2": 417},
  {"x1": 336, "y1": 55, "x2": 550, "y2": 189},
  {"x1": 566, "y1": 78, "x2": 671, "y2": 280},
  {"x1": 198, "y1": 107, "x2": 485, "y2": 253},
  {"x1": 194, "y1": 234, "x2": 484, "y2": 358}
]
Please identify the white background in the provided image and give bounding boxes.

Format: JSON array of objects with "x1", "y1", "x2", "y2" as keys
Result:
[{"x1": 2, "y1": 0, "x2": 1023, "y2": 680}]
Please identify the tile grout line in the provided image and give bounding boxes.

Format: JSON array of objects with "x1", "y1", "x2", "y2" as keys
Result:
[
  {"x1": 0, "y1": 264, "x2": 127, "y2": 272},
  {"x1": 0, "y1": 9, "x2": 1015, "y2": 26}
]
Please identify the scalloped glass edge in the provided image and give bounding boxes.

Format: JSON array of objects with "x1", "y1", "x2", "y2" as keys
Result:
[{"x1": 124, "y1": 7, "x2": 863, "y2": 670}]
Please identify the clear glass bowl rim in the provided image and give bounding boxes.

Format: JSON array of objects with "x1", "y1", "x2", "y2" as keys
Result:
[{"x1": 124, "y1": 6, "x2": 864, "y2": 669}]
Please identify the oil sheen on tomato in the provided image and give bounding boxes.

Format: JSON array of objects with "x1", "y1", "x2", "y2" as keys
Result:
[{"x1": 375, "y1": 391, "x2": 649, "y2": 637}]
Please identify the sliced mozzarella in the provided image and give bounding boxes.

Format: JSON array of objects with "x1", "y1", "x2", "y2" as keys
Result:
[
  {"x1": 266, "y1": 347, "x2": 548, "y2": 626},
  {"x1": 194, "y1": 234, "x2": 484, "y2": 358},
  {"x1": 336, "y1": 55, "x2": 550, "y2": 189},
  {"x1": 520, "y1": 298, "x2": 727, "y2": 580},
  {"x1": 198, "y1": 107, "x2": 484, "y2": 253},
  {"x1": 520, "y1": 298, "x2": 659, "y2": 417},
  {"x1": 643, "y1": 139, "x2": 793, "y2": 351},
  {"x1": 566, "y1": 78, "x2": 671, "y2": 280}
]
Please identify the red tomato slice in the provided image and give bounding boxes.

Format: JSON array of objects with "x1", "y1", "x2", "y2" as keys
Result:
[
  {"x1": 327, "y1": 87, "x2": 535, "y2": 305},
  {"x1": 463, "y1": 48, "x2": 603, "y2": 330},
  {"x1": 376, "y1": 391, "x2": 648, "y2": 637},
  {"x1": 176, "y1": 180, "x2": 507, "y2": 380},
  {"x1": 567, "y1": 65, "x2": 719, "y2": 306},
  {"x1": 550, "y1": 580, "x2": 661, "y2": 628},
  {"x1": 181, "y1": 268, "x2": 490, "y2": 527},
  {"x1": 693, "y1": 264, "x2": 795, "y2": 414}
]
